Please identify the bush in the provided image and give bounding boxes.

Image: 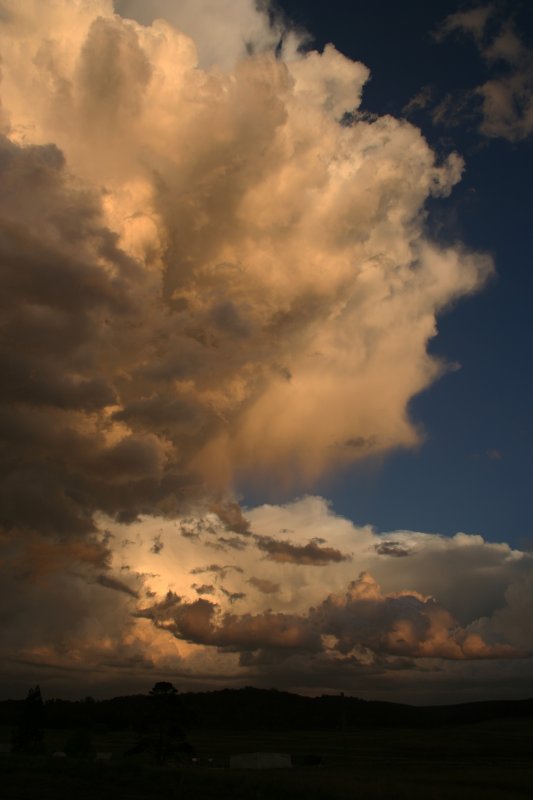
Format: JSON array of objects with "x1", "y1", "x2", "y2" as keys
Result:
[{"x1": 63, "y1": 729, "x2": 94, "y2": 758}]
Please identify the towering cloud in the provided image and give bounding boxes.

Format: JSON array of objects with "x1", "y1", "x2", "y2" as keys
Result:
[
  {"x1": 1, "y1": 0, "x2": 520, "y2": 701},
  {"x1": 114, "y1": 0, "x2": 298, "y2": 69},
  {"x1": 0, "y1": 0, "x2": 492, "y2": 493}
]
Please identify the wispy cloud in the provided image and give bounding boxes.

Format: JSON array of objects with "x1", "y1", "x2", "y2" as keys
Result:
[{"x1": 434, "y1": 5, "x2": 533, "y2": 141}]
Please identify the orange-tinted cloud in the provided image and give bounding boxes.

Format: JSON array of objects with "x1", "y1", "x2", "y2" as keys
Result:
[
  {"x1": 0, "y1": 1, "x2": 505, "y2": 698},
  {"x1": 436, "y1": 6, "x2": 533, "y2": 141},
  {"x1": 136, "y1": 570, "x2": 522, "y2": 662}
]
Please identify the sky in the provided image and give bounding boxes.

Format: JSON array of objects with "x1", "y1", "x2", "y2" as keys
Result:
[{"x1": 0, "y1": 0, "x2": 532, "y2": 705}]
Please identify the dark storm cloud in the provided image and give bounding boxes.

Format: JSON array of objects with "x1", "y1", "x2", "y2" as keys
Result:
[
  {"x1": 181, "y1": 529, "x2": 201, "y2": 541},
  {"x1": 190, "y1": 564, "x2": 244, "y2": 579},
  {"x1": 217, "y1": 536, "x2": 249, "y2": 551},
  {"x1": 137, "y1": 595, "x2": 319, "y2": 652},
  {"x1": 113, "y1": 394, "x2": 201, "y2": 427},
  {"x1": 375, "y1": 541, "x2": 410, "y2": 558},
  {"x1": 0, "y1": 0, "x2": 505, "y2": 695},
  {"x1": 193, "y1": 583, "x2": 216, "y2": 596},
  {"x1": 96, "y1": 573, "x2": 139, "y2": 598},
  {"x1": 0, "y1": 1, "x2": 491, "y2": 588},
  {"x1": 0, "y1": 100, "x2": 264, "y2": 680},
  {"x1": 220, "y1": 588, "x2": 247, "y2": 603},
  {"x1": 138, "y1": 571, "x2": 519, "y2": 662},
  {"x1": 247, "y1": 576, "x2": 280, "y2": 594},
  {"x1": 254, "y1": 534, "x2": 350, "y2": 565},
  {"x1": 0, "y1": 132, "x2": 184, "y2": 556},
  {"x1": 0, "y1": 1, "x2": 492, "y2": 559},
  {"x1": 211, "y1": 501, "x2": 252, "y2": 536},
  {"x1": 204, "y1": 540, "x2": 227, "y2": 552}
]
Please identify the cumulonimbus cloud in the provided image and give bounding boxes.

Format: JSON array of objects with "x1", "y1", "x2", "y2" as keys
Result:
[
  {"x1": 0, "y1": 0, "x2": 492, "y2": 512},
  {"x1": 135, "y1": 570, "x2": 522, "y2": 663},
  {"x1": 0, "y1": 0, "x2": 506, "y2": 698},
  {"x1": 113, "y1": 496, "x2": 533, "y2": 673}
]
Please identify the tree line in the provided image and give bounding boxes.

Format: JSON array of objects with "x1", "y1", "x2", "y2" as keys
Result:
[{"x1": 2, "y1": 685, "x2": 532, "y2": 741}]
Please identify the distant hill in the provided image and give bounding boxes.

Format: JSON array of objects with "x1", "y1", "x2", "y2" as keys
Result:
[
  {"x1": 1, "y1": 687, "x2": 532, "y2": 731},
  {"x1": 178, "y1": 687, "x2": 533, "y2": 730}
]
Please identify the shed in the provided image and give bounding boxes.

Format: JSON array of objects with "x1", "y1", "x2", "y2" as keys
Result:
[{"x1": 230, "y1": 752, "x2": 291, "y2": 769}]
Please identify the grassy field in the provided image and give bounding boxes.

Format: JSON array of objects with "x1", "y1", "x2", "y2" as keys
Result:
[{"x1": 1, "y1": 717, "x2": 532, "y2": 799}]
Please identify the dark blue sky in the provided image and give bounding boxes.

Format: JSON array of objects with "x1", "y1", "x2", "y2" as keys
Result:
[{"x1": 241, "y1": 0, "x2": 533, "y2": 546}]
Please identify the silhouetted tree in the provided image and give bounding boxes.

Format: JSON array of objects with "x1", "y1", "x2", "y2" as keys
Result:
[
  {"x1": 150, "y1": 681, "x2": 178, "y2": 697},
  {"x1": 126, "y1": 682, "x2": 193, "y2": 765},
  {"x1": 12, "y1": 686, "x2": 44, "y2": 754},
  {"x1": 151, "y1": 682, "x2": 184, "y2": 764}
]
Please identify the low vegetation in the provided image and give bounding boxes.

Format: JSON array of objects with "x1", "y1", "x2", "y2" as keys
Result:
[{"x1": 1, "y1": 686, "x2": 532, "y2": 799}]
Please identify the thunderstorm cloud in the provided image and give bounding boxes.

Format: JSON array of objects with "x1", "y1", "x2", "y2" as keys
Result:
[{"x1": 0, "y1": 0, "x2": 530, "y2": 701}]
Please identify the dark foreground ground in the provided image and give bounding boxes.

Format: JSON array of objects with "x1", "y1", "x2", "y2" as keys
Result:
[{"x1": 1, "y1": 717, "x2": 532, "y2": 800}]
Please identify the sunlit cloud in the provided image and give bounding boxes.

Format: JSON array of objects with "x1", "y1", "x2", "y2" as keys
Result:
[
  {"x1": 1, "y1": 0, "x2": 523, "y2": 702},
  {"x1": 434, "y1": 4, "x2": 533, "y2": 141}
]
